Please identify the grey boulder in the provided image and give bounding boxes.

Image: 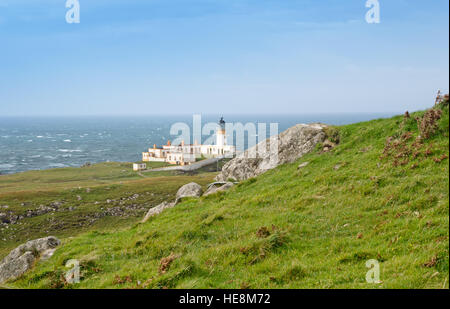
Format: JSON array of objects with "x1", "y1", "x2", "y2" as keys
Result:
[
  {"x1": 216, "y1": 123, "x2": 327, "y2": 181},
  {"x1": 175, "y1": 182, "x2": 203, "y2": 203},
  {"x1": 142, "y1": 201, "x2": 176, "y2": 223},
  {"x1": 203, "y1": 182, "x2": 235, "y2": 196},
  {"x1": 141, "y1": 182, "x2": 203, "y2": 222},
  {"x1": 0, "y1": 236, "x2": 61, "y2": 283}
]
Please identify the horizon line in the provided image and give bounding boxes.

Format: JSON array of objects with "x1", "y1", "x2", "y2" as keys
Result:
[{"x1": 0, "y1": 111, "x2": 407, "y2": 118}]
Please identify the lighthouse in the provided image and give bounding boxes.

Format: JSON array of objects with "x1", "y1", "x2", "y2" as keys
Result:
[
  {"x1": 141, "y1": 115, "x2": 235, "y2": 166},
  {"x1": 216, "y1": 117, "x2": 227, "y2": 147}
]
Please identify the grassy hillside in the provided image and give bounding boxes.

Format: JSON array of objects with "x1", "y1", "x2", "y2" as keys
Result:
[
  {"x1": 0, "y1": 161, "x2": 172, "y2": 194},
  {"x1": 0, "y1": 162, "x2": 215, "y2": 258},
  {"x1": 4, "y1": 103, "x2": 449, "y2": 289}
]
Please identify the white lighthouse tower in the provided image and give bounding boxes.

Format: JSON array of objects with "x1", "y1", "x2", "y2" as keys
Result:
[{"x1": 216, "y1": 117, "x2": 227, "y2": 147}]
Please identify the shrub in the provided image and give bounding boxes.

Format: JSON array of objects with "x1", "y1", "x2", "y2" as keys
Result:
[
  {"x1": 415, "y1": 108, "x2": 442, "y2": 139},
  {"x1": 324, "y1": 126, "x2": 340, "y2": 144}
]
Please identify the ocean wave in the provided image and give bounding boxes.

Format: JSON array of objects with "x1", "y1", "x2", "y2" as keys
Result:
[
  {"x1": 0, "y1": 163, "x2": 15, "y2": 169},
  {"x1": 63, "y1": 139, "x2": 72, "y2": 142},
  {"x1": 58, "y1": 149, "x2": 82, "y2": 153},
  {"x1": 48, "y1": 163, "x2": 68, "y2": 168}
]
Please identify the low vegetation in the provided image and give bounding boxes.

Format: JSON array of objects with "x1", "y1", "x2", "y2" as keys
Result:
[
  {"x1": 0, "y1": 162, "x2": 214, "y2": 258},
  {"x1": 1, "y1": 102, "x2": 449, "y2": 289}
]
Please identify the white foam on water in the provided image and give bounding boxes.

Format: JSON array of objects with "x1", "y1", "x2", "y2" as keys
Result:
[
  {"x1": 63, "y1": 139, "x2": 72, "y2": 142},
  {"x1": 48, "y1": 163, "x2": 67, "y2": 168},
  {"x1": 58, "y1": 149, "x2": 82, "y2": 153}
]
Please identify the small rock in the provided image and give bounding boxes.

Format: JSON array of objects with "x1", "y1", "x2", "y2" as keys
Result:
[
  {"x1": 142, "y1": 202, "x2": 176, "y2": 222},
  {"x1": 323, "y1": 139, "x2": 336, "y2": 149},
  {"x1": 297, "y1": 162, "x2": 309, "y2": 169},
  {"x1": 203, "y1": 182, "x2": 234, "y2": 196}
]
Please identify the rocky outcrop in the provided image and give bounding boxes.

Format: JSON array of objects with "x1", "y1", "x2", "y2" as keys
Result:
[
  {"x1": 142, "y1": 182, "x2": 203, "y2": 222},
  {"x1": 142, "y1": 201, "x2": 176, "y2": 223},
  {"x1": 175, "y1": 182, "x2": 203, "y2": 203},
  {"x1": 0, "y1": 236, "x2": 61, "y2": 283},
  {"x1": 216, "y1": 123, "x2": 327, "y2": 181},
  {"x1": 203, "y1": 182, "x2": 235, "y2": 196}
]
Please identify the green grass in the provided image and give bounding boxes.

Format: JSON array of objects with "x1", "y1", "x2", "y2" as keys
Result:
[
  {"x1": 0, "y1": 161, "x2": 173, "y2": 194},
  {"x1": 136, "y1": 161, "x2": 171, "y2": 169},
  {"x1": 3, "y1": 104, "x2": 449, "y2": 289},
  {"x1": 0, "y1": 162, "x2": 215, "y2": 258}
]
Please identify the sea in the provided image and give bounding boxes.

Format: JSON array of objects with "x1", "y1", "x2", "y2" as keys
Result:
[{"x1": 0, "y1": 113, "x2": 395, "y2": 175}]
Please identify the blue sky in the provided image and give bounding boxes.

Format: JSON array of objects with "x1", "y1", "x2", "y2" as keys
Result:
[{"x1": 0, "y1": 0, "x2": 448, "y2": 115}]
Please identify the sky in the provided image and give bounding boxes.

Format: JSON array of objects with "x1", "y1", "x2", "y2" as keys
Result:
[{"x1": 0, "y1": 0, "x2": 448, "y2": 116}]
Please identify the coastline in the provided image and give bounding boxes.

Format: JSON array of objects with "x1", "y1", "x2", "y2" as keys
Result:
[{"x1": 0, "y1": 113, "x2": 398, "y2": 175}]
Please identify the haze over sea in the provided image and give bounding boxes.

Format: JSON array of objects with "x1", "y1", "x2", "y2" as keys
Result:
[{"x1": 0, "y1": 113, "x2": 394, "y2": 175}]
